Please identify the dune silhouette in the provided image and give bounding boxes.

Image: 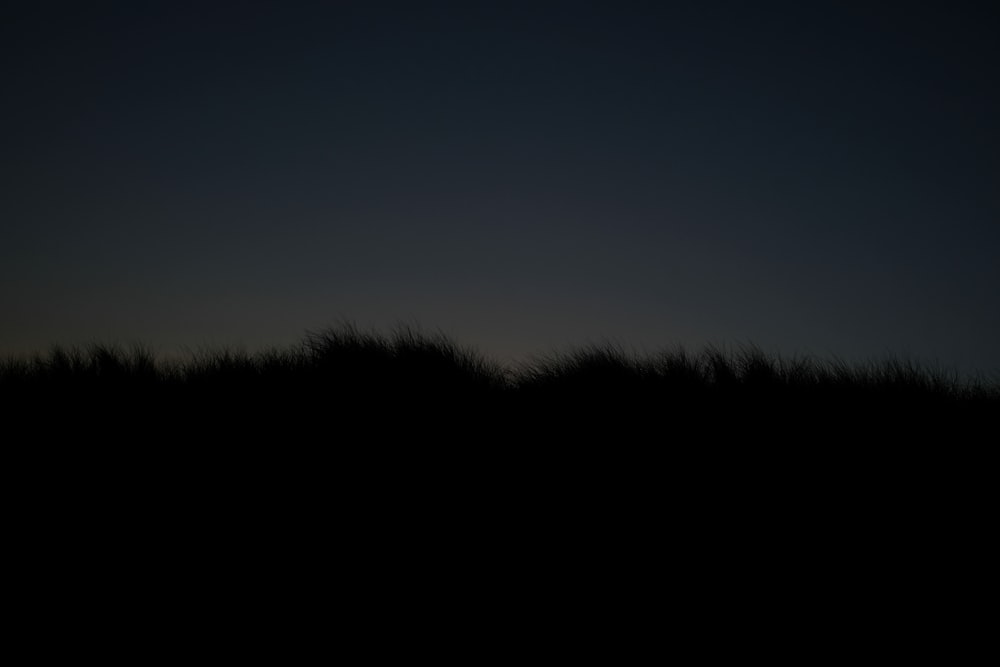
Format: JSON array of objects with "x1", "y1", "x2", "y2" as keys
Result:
[
  {"x1": 6, "y1": 322, "x2": 991, "y2": 643},
  {"x1": 3, "y1": 323, "x2": 995, "y2": 445}
]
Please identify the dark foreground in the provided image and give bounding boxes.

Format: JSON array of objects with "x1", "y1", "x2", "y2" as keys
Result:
[{"x1": 4, "y1": 327, "x2": 992, "y2": 654}]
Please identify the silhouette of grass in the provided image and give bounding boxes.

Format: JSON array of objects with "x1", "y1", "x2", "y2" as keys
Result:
[
  {"x1": 301, "y1": 323, "x2": 509, "y2": 397},
  {"x1": 2, "y1": 324, "x2": 996, "y2": 441},
  {"x1": 4, "y1": 323, "x2": 994, "y2": 596},
  {"x1": 7, "y1": 325, "x2": 988, "y2": 637}
]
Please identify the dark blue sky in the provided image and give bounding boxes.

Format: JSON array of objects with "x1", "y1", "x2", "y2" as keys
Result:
[{"x1": 3, "y1": 1, "x2": 998, "y2": 373}]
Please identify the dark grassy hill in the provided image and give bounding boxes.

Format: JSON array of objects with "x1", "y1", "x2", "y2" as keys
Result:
[
  {"x1": 5, "y1": 324, "x2": 991, "y2": 642},
  {"x1": 3, "y1": 324, "x2": 995, "y2": 444}
]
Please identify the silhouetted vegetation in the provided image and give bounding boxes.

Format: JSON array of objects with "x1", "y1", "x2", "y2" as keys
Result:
[
  {"x1": 5, "y1": 322, "x2": 993, "y2": 598},
  {"x1": 2, "y1": 324, "x2": 996, "y2": 443}
]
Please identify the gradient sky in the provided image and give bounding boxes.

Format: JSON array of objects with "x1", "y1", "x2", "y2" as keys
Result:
[{"x1": 3, "y1": 1, "x2": 998, "y2": 373}]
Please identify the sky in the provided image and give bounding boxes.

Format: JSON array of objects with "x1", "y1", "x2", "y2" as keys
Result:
[{"x1": 3, "y1": 1, "x2": 998, "y2": 374}]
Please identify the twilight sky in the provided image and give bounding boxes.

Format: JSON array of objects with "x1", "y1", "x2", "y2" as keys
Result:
[{"x1": 3, "y1": 1, "x2": 998, "y2": 373}]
